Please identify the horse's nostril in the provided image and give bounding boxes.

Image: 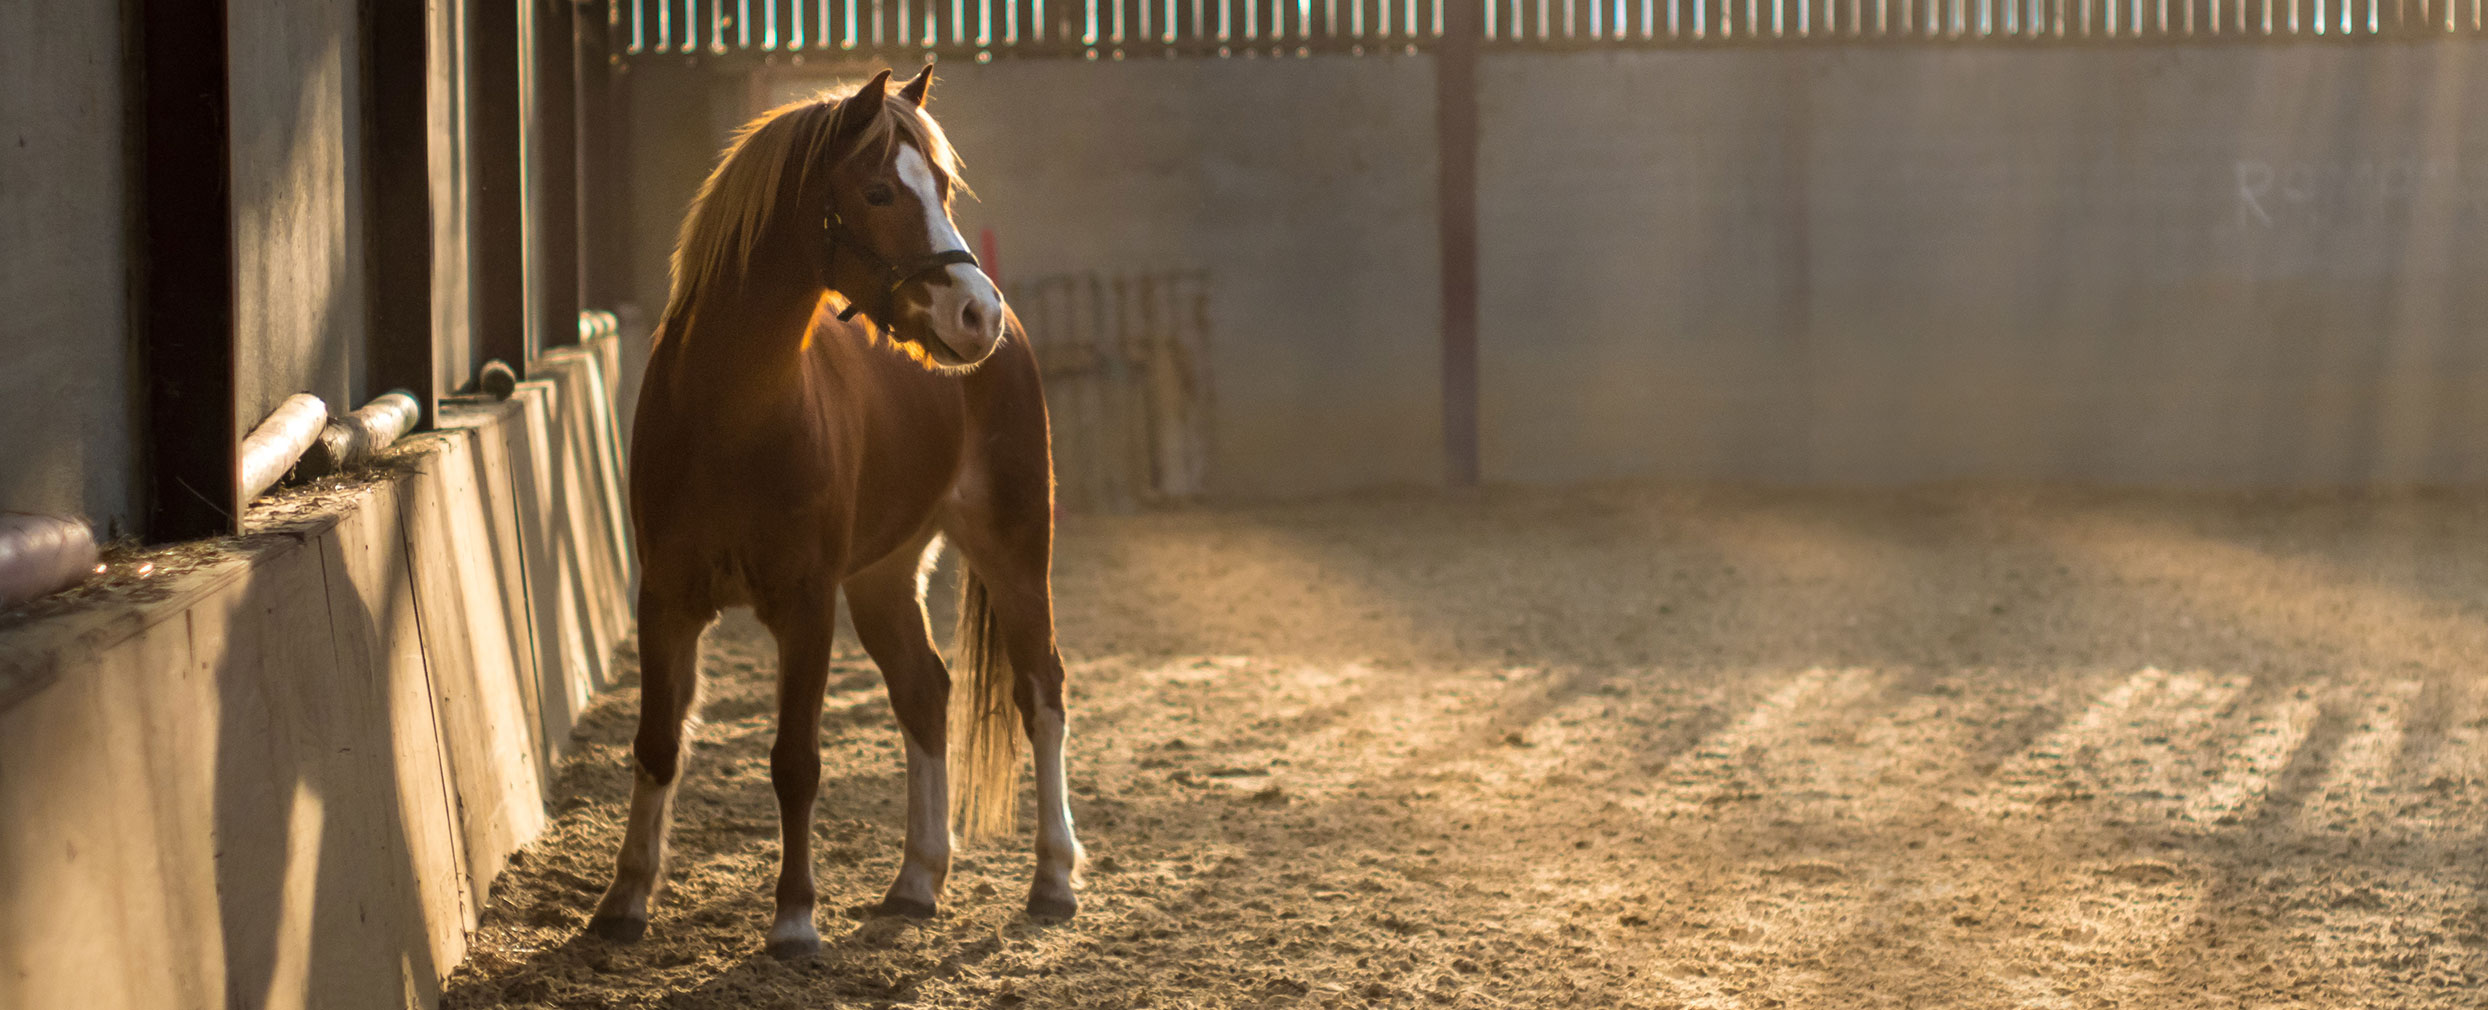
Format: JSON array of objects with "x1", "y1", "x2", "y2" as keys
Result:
[{"x1": 959, "y1": 301, "x2": 986, "y2": 333}]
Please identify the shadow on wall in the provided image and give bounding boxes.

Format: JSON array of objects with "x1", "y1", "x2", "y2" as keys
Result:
[{"x1": 210, "y1": 505, "x2": 446, "y2": 1009}]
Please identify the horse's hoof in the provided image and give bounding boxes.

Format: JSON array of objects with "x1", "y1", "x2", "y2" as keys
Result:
[
  {"x1": 1025, "y1": 892, "x2": 1078, "y2": 922},
  {"x1": 764, "y1": 935, "x2": 821, "y2": 960},
  {"x1": 869, "y1": 895, "x2": 939, "y2": 920},
  {"x1": 764, "y1": 936, "x2": 821, "y2": 961},
  {"x1": 585, "y1": 914, "x2": 648, "y2": 943}
]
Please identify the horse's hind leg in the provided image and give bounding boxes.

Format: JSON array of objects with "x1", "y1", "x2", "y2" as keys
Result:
[
  {"x1": 845, "y1": 538, "x2": 955, "y2": 918},
  {"x1": 990, "y1": 578, "x2": 1081, "y2": 919},
  {"x1": 757, "y1": 590, "x2": 838, "y2": 959},
  {"x1": 947, "y1": 518, "x2": 1083, "y2": 920},
  {"x1": 589, "y1": 595, "x2": 712, "y2": 941}
]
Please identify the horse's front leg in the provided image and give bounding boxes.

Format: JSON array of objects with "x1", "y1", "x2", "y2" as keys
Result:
[
  {"x1": 760, "y1": 594, "x2": 837, "y2": 959},
  {"x1": 589, "y1": 595, "x2": 712, "y2": 942},
  {"x1": 845, "y1": 544, "x2": 956, "y2": 917}
]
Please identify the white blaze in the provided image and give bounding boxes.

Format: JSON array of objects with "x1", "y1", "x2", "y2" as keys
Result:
[{"x1": 895, "y1": 143, "x2": 1004, "y2": 363}]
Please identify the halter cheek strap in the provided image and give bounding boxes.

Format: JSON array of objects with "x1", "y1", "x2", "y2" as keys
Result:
[{"x1": 820, "y1": 204, "x2": 981, "y2": 324}]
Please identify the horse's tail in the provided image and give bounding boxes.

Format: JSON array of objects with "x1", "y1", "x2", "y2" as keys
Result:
[{"x1": 949, "y1": 568, "x2": 1021, "y2": 841}]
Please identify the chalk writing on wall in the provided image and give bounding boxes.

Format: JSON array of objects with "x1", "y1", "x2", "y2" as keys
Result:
[{"x1": 2236, "y1": 157, "x2": 2488, "y2": 228}]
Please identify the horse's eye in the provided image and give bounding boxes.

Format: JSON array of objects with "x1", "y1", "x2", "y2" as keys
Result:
[{"x1": 864, "y1": 184, "x2": 895, "y2": 207}]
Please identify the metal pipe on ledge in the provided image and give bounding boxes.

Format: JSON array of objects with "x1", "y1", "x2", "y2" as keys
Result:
[
  {"x1": 577, "y1": 309, "x2": 619, "y2": 342},
  {"x1": 300, "y1": 390, "x2": 423, "y2": 480},
  {"x1": 0, "y1": 513, "x2": 99, "y2": 610},
  {"x1": 238, "y1": 393, "x2": 330, "y2": 504},
  {"x1": 0, "y1": 389, "x2": 424, "y2": 611}
]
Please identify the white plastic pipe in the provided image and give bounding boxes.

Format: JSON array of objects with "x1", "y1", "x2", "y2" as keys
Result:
[
  {"x1": 0, "y1": 513, "x2": 99, "y2": 609},
  {"x1": 238, "y1": 392, "x2": 329, "y2": 504},
  {"x1": 352, "y1": 390, "x2": 422, "y2": 450},
  {"x1": 303, "y1": 390, "x2": 422, "y2": 478},
  {"x1": 577, "y1": 309, "x2": 619, "y2": 342}
]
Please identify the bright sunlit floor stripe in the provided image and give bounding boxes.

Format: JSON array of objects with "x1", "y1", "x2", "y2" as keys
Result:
[
  {"x1": 1959, "y1": 667, "x2": 2162, "y2": 818},
  {"x1": 1632, "y1": 667, "x2": 1881, "y2": 816},
  {"x1": 1960, "y1": 668, "x2": 2260, "y2": 821},
  {"x1": 1968, "y1": 673, "x2": 2330, "y2": 1003},
  {"x1": 2174, "y1": 684, "x2": 2322, "y2": 832},
  {"x1": 2299, "y1": 680, "x2": 2420, "y2": 833}
]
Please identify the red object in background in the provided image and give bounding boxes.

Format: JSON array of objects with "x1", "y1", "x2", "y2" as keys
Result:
[{"x1": 979, "y1": 227, "x2": 1001, "y2": 287}]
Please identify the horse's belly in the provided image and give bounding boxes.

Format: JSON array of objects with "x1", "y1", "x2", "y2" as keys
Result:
[{"x1": 839, "y1": 456, "x2": 957, "y2": 575}]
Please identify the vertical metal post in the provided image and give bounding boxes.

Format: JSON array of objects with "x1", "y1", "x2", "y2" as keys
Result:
[
  {"x1": 536, "y1": 0, "x2": 585, "y2": 346},
  {"x1": 140, "y1": 0, "x2": 241, "y2": 539},
  {"x1": 1436, "y1": 0, "x2": 1481, "y2": 488},
  {"x1": 365, "y1": 0, "x2": 440, "y2": 426},
  {"x1": 473, "y1": 0, "x2": 531, "y2": 372},
  {"x1": 579, "y1": 0, "x2": 632, "y2": 309}
]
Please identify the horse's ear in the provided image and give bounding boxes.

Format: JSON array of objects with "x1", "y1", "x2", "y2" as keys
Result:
[
  {"x1": 839, "y1": 69, "x2": 893, "y2": 136},
  {"x1": 898, "y1": 64, "x2": 933, "y2": 106}
]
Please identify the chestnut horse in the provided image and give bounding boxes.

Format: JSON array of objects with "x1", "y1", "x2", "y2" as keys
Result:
[{"x1": 589, "y1": 68, "x2": 1081, "y2": 959}]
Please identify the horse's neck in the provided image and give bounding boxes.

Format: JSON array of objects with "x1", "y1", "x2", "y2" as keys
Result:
[{"x1": 667, "y1": 253, "x2": 825, "y2": 392}]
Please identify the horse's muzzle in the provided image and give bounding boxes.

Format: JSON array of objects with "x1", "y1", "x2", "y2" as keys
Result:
[{"x1": 919, "y1": 263, "x2": 1005, "y2": 367}]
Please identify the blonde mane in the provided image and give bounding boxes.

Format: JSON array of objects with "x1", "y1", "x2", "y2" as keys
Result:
[{"x1": 664, "y1": 79, "x2": 969, "y2": 327}]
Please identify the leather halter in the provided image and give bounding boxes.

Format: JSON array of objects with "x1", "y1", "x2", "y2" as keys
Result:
[{"x1": 819, "y1": 201, "x2": 980, "y2": 327}]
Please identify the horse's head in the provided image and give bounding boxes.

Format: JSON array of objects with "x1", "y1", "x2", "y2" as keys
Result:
[{"x1": 810, "y1": 67, "x2": 1004, "y2": 370}]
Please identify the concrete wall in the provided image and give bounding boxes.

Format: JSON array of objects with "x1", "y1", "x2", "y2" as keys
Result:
[
  {"x1": 0, "y1": 338, "x2": 634, "y2": 1010},
  {"x1": 1480, "y1": 43, "x2": 2488, "y2": 486},
  {"x1": 229, "y1": 0, "x2": 374, "y2": 435},
  {"x1": 630, "y1": 43, "x2": 2488, "y2": 494},
  {"x1": 0, "y1": 0, "x2": 142, "y2": 535}
]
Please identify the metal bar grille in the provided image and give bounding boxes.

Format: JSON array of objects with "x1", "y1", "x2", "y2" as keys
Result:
[
  {"x1": 615, "y1": 0, "x2": 2477, "y2": 54},
  {"x1": 618, "y1": 0, "x2": 1443, "y2": 54}
]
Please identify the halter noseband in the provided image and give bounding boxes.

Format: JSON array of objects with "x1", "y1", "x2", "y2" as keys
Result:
[{"x1": 820, "y1": 202, "x2": 981, "y2": 325}]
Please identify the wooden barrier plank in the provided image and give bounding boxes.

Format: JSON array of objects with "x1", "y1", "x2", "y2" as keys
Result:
[
  {"x1": 555, "y1": 345, "x2": 636, "y2": 636},
  {"x1": 86, "y1": 614, "x2": 219, "y2": 1005},
  {"x1": 398, "y1": 422, "x2": 548, "y2": 894},
  {"x1": 321, "y1": 477, "x2": 475, "y2": 984},
  {"x1": 505, "y1": 381, "x2": 596, "y2": 765},
  {"x1": 184, "y1": 519, "x2": 412, "y2": 1009},
  {"x1": 530, "y1": 351, "x2": 632, "y2": 664},
  {"x1": 0, "y1": 602, "x2": 215, "y2": 1008}
]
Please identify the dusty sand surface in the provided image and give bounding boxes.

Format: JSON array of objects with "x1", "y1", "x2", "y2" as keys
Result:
[{"x1": 441, "y1": 485, "x2": 2488, "y2": 1009}]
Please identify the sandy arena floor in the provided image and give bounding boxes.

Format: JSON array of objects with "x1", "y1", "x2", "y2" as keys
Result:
[{"x1": 440, "y1": 485, "x2": 2488, "y2": 1009}]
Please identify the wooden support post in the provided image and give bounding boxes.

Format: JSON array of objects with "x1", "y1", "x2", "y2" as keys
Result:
[
  {"x1": 365, "y1": 0, "x2": 439, "y2": 428},
  {"x1": 472, "y1": 0, "x2": 530, "y2": 373},
  {"x1": 140, "y1": 0, "x2": 240, "y2": 540},
  {"x1": 1435, "y1": 0, "x2": 1482, "y2": 489},
  {"x1": 533, "y1": 0, "x2": 584, "y2": 347}
]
